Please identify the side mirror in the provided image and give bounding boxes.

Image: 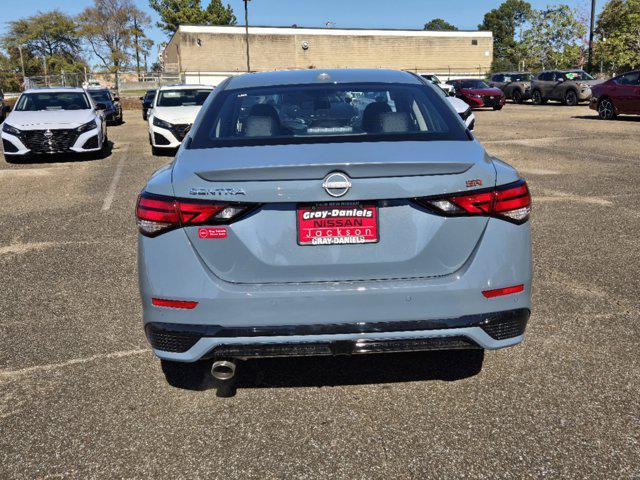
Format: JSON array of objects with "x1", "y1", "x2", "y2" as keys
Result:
[
  {"x1": 139, "y1": 96, "x2": 144, "y2": 100},
  {"x1": 557, "y1": 77, "x2": 565, "y2": 83},
  {"x1": 449, "y1": 90, "x2": 456, "y2": 96},
  {"x1": 113, "y1": 96, "x2": 120, "y2": 102},
  {"x1": 95, "y1": 102, "x2": 107, "y2": 111}
]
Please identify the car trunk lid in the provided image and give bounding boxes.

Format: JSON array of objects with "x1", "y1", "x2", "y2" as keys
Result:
[{"x1": 172, "y1": 140, "x2": 495, "y2": 284}]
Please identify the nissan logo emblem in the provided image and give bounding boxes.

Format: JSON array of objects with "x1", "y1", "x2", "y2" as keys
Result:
[
  {"x1": 322, "y1": 172, "x2": 351, "y2": 197},
  {"x1": 44, "y1": 130, "x2": 54, "y2": 139}
]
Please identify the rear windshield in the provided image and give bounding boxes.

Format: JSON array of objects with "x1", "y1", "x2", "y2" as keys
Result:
[
  {"x1": 460, "y1": 80, "x2": 489, "y2": 89},
  {"x1": 504, "y1": 74, "x2": 532, "y2": 82},
  {"x1": 157, "y1": 89, "x2": 212, "y2": 107},
  {"x1": 88, "y1": 90, "x2": 112, "y2": 103},
  {"x1": 15, "y1": 92, "x2": 91, "y2": 111},
  {"x1": 190, "y1": 82, "x2": 468, "y2": 149}
]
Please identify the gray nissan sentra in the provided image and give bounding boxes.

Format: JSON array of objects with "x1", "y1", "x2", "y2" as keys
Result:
[{"x1": 136, "y1": 69, "x2": 532, "y2": 392}]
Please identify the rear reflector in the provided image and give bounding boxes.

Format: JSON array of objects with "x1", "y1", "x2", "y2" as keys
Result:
[
  {"x1": 482, "y1": 284, "x2": 524, "y2": 298},
  {"x1": 136, "y1": 191, "x2": 260, "y2": 237},
  {"x1": 152, "y1": 298, "x2": 199, "y2": 309},
  {"x1": 415, "y1": 179, "x2": 531, "y2": 224}
]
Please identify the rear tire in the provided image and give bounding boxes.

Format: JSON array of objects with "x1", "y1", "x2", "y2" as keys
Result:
[
  {"x1": 564, "y1": 89, "x2": 578, "y2": 106},
  {"x1": 493, "y1": 105, "x2": 503, "y2": 111},
  {"x1": 161, "y1": 359, "x2": 213, "y2": 391},
  {"x1": 532, "y1": 90, "x2": 545, "y2": 105},
  {"x1": 512, "y1": 90, "x2": 524, "y2": 104},
  {"x1": 597, "y1": 98, "x2": 616, "y2": 120},
  {"x1": 151, "y1": 145, "x2": 162, "y2": 156}
]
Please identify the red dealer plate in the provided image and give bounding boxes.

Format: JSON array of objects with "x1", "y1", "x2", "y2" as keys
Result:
[{"x1": 297, "y1": 202, "x2": 379, "y2": 246}]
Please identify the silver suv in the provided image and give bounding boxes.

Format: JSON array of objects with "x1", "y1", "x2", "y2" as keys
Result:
[{"x1": 531, "y1": 70, "x2": 603, "y2": 106}]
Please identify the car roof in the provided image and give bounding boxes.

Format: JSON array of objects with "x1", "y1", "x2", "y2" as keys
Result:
[
  {"x1": 23, "y1": 87, "x2": 86, "y2": 94},
  {"x1": 224, "y1": 69, "x2": 422, "y2": 90},
  {"x1": 158, "y1": 84, "x2": 213, "y2": 91}
]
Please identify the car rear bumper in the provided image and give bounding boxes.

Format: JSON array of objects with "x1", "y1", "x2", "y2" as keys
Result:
[
  {"x1": 146, "y1": 308, "x2": 529, "y2": 361},
  {"x1": 139, "y1": 217, "x2": 532, "y2": 362}
]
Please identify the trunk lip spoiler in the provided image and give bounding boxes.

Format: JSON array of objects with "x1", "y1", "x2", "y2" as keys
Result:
[{"x1": 196, "y1": 162, "x2": 473, "y2": 182}]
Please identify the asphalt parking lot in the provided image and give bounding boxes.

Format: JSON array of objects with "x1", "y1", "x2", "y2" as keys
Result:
[{"x1": 1, "y1": 104, "x2": 639, "y2": 478}]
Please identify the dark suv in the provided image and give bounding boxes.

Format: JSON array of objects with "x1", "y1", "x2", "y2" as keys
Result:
[
  {"x1": 86, "y1": 88, "x2": 123, "y2": 124},
  {"x1": 488, "y1": 72, "x2": 533, "y2": 103},
  {"x1": 530, "y1": 70, "x2": 603, "y2": 106}
]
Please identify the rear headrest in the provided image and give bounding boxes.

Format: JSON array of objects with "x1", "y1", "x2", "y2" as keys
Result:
[
  {"x1": 362, "y1": 102, "x2": 392, "y2": 133},
  {"x1": 244, "y1": 104, "x2": 281, "y2": 137},
  {"x1": 244, "y1": 116, "x2": 279, "y2": 137},
  {"x1": 379, "y1": 112, "x2": 412, "y2": 133}
]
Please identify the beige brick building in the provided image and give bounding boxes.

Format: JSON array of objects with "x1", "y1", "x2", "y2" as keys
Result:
[{"x1": 163, "y1": 25, "x2": 493, "y2": 85}]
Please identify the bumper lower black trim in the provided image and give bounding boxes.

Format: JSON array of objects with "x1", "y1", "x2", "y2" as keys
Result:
[{"x1": 145, "y1": 309, "x2": 530, "y2": 353}]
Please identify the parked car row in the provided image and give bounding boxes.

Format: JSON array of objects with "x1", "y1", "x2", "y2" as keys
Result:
[
  {"x1": 422, "y1": 68, "x2": 640, "y2": 120},
  {"x1": 2, "y1": 68, "x2": 638, "y2": 162}
]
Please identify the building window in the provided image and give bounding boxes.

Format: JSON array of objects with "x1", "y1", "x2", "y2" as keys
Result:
[{"x1": 471, "y1": 39, "x2": 478, "y2": 45}]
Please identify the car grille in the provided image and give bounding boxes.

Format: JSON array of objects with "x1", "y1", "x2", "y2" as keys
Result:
[
  {"x1": 170, "y1": 124, "x2": 191, "y2": 142},
  {"x1": 482, "y1": 96, "x2": 501, "y2": 106},
  {"x1": 20, "y1": 129, "x2": 79, "y2": 154}
]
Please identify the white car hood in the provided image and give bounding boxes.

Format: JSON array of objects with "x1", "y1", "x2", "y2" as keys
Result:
[
  {"x1": 447, "y1": 96, "x2": 470, "y2": 114},
  {"x1": 6, "y1": 110, "x2": 95, "y2": 130},
  {"x1": 152, "y1": 106, "x2": 202, "y2": 125}
]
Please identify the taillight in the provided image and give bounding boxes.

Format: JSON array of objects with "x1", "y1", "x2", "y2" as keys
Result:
[
  {"x1": 415, "y1": 179, "x2": 531, "y2": 224},
  {"x1": 136, "y1": 191, "x2": 259, "y2": 237}
]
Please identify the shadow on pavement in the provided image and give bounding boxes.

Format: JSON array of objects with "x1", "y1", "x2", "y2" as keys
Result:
[
  {"x1": 572, "y1": 115, "x2": 640, "y2": 122},
  {"x1": 220, "y1": 349, "x2": 485, "y2": 394}
]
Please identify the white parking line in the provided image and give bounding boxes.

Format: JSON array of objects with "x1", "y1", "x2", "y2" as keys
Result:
[
  {"x1": 0, "y1": 348, "x2": 148, "y2": 382},
  {"x1": 101, "y1": 145, "x2": 129, "y2": 211}
]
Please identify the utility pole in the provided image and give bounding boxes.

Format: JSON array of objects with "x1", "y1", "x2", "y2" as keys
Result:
[
  {"x1": 587, "y1": 0, "x2": 596, "y2": 72},
  {"x1": 244, "y1": 0, "x2": 251, "y2": 72}
]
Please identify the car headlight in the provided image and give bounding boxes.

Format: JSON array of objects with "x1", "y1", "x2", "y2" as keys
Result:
[
  {"x1": 2, "y1": 123, "x2": 21, "y2": 136},
  {"x1": 77, "y1": 120, "x2": 97, "y2": 134},
  {"x1": 578, "y1": 82, "x2": 590, "y2": 89},
  {"x1": 153, "y1": 117, "x2": 173, "y2": 129},
  {"x1": 2, "y1": 122, "x2": 22, "y2": 137}
]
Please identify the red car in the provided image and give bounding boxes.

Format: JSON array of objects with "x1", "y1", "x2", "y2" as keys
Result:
[
  {"x1": 446, "y1": 79, "x2": 506, "y2": 110},
  {"x1": 590, "y1": 70, "x2": 640, "y2": 120}
]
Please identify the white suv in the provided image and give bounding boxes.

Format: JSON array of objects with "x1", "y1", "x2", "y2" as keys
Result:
[
  {"x1": 148, "y1": 85, "x2": 213, "y2": 155},
  {"x1": 1, "y1": 87, "x2": 107, "y2": 160}
]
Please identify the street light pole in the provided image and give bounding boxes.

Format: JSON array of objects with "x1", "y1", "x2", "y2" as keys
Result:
[
  {"x1": 587, "y1": 0, "x2": 596, "y2": 72},
  {"x1": 244, "y1": 0, "x2": 251, "y2": 72}
]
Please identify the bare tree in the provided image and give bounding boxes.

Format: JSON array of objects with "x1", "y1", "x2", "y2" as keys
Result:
[{"x1": 77, "y1": 0, "x2": 147, "y2": 89}]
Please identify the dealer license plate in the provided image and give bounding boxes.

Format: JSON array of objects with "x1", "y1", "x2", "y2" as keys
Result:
[{"x1": 297, "y1": 202, "x2": 379, "y2": 246}]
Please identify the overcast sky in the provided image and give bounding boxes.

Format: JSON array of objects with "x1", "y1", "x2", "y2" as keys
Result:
[{"x1": 3, "y1": 0, "x2": 595, "y2": 65}]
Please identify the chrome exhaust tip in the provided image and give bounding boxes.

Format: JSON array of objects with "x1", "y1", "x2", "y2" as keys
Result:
[{"x1": 211, "y1": 360, "x2": 236, "y2": 381}]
